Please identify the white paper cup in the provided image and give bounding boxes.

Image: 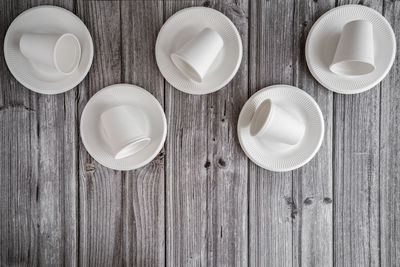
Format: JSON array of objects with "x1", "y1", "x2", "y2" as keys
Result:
[
  {"x1": 20, "y1": 33, "x2": 81, "y2": 75},
  {"x1": 171, "y1": 28, "x2": 224, "y2": 83},
  {"x1": 100, "y1": 105, "x2": 151, "y2": 159},
  {"x1": 329, "y1": 20, "x2": 375, "y2": 76},
  {"x1": 250, "y1": 99, "x2": 305, "y2": 145}
]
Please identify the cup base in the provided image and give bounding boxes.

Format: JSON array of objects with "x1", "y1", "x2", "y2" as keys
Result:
[{"x1": 54, "y1": 33, "x2": 81, "y2": 75}]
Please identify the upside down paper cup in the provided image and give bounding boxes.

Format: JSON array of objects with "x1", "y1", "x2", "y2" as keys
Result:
[
  {"x1": 100, "y1": 105, "x2": 151, "y2": 159},
  {"x1": 19, "y1": 33, "x2": 81, "y2": 75},
  {"x1": 250, "y1": 99, "x2": 305, "y2": 145},
  {"x1": 171, "y1": 28, "x2": 224, "y2": 83},
  {"x1": 329, "y1": 20, "x2": 375, "y2": 76}
]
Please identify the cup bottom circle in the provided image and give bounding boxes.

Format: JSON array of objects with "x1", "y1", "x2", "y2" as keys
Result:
[{"x1": 54, "y1": 33, "x2": 81, "y2": 75}]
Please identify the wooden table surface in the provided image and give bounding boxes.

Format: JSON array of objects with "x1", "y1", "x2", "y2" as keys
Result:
[{"x1": 1, "y1": 0, "x2": 399, "y2": 266}]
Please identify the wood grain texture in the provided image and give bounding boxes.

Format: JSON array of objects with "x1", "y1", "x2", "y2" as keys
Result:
[
  {"x1": 1, "y1": 0, "x2": 78, "y2": 266},
  {"x1": 1, "y1": 0, "x2": 400, "y2": 266},
  {"x1": 204, "y1": 1, "x2": 248, "y2": 266},
  {"x1": 249, "y1": 1, "x2": 294, "y2": 266},
  {"x1": 0, "y1": 1, "x2": 38, "y2": 265},
  {"x1": 292, "y1": 1, "x2": 334, "y2": 266},
  {"x1": 165, "y1": 1, "x2": 248, "y2": 266},
  {"x1": 76, "y1": 1, "x2": 123, "y2": 266},
  {"x1": 333, "y1": 1, "x2": 382, "y2": 266},
  {"x1": 120, "y1": 1, "x2": 165, "y2": 266},
  {"x1": 0, "y1": 105, "x2": 38, "y2": 267},
  {"x1": 380, "y1": 1, "x2": 400, "y2": 266},
  {"x1": 35, "y1": 0, "x2": 78, "y2": 264}
]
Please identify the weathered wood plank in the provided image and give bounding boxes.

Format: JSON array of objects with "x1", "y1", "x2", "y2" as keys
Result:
[
  {"x1": 35, "y1": 0, "x2": 78, "y2": 264},
  {"x1": 248, "y1": 1, "x2": 294, "y2": 266},
  {"x1": 380, "y1": 1, "x2": 400, "y2": 266},
  {"x1": 204, "y1": 1, "x2": 248, "y2": 266},
  {"x1": 2, "y1": 1, "x2": 400, "y2": 266},
  {"x1": 292, "y1": 1, "x2": 334, "y2": 266},
  {"x1": 165, "y1": 0, "x2": 249, "y2": 266},
  {"x1": 120, "y1": 1, "x2": 165, "y2": 266},
  {"x1": 0, "y1": 2, "x2": 38, "y2": 265},
  {"x1": 333, "y1": 1, "x2": 382, "y2": 266},
  {"x1": 1, "y1": 0, "x2": 78, "y2": 266},
  {"x1": 76, "y1": 1, "x2": 123, "y2": 266},
  {"x1": 0, "y1": 106, "x2": 38, "y2": 266}
]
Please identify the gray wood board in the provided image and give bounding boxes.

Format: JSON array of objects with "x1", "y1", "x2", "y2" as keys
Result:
[
  {"x1": 165, "y1": 1, "x2": 248, "y2": 266},
  {"x1": 380, "y1": 0, "x2": 400, "y2": 266},
  {"x1": 292, "y1": 1, "x2": 334, "y2": 266},
  {"x1": 333, "y1": 1, "x2": 381, "y2": 266},
  {"x1": 249, "y1": 1, "x2": 295, "y2": 266},
  {"x1": 76, "y1": 1, "x2": 124, "y2": 266},
  {"x1": 0, "y1": 0, "x2": 400, "y2": 266},
  {"x1": 120, "y1": 1, "x2": 165, "y2": 266},
  {"x1": 0, "y1": 0, "x2": 78, "y2": 266}
]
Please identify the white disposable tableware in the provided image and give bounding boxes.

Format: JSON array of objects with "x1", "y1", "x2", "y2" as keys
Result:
[
  {"x1": 20, "y1": 33, "x2": 81, "y2": 75},
  {"x1": 80, "y1": 84, "x2": 167, "y2": 171},
  {"x1": 171, "y1": 28, "x2": 224, "y2": 83},
  {"x1": 4, "y1": 5, "x2": 93, "y2": 94},
  {"x1": 250, "y1": 99, "x2": 305, "y2": 145},
  {"x1": 101, "y1": 105, "x2": 151, "y2": 160},
  {"x1": 156, "y1": 7, "x2": 242, "y2": 95},
  {"x1": 306, "y1": 5, "x2": 396, "y2": 94},
  {"x1": 329, "y1": 20, "x2": 374, "y2": 76},
  {"x1": 238, "y1": 85, "x2": 324, "y2": 172}
]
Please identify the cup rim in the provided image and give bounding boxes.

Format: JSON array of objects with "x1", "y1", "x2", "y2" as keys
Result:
[
  {"x1": 250, "y1": 99, "x2": 273, "y2": 137},
  {"x1": 329, "y1": 59, "x2": 375, "y2": 76},
  {"x1": 170, "y1": 53, "x2": 203, "y2": 83},
  {"x1": 114, "y1": 136, "x2": 151, "y2": 159},
  {"x1": 53, "y1": 33, "x2": 81, "y2": 75}
]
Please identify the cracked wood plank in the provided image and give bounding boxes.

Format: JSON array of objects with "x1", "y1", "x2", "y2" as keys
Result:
[
  {"x1": 249, "y1": 1, "x2": 294, "y2": 266},
  {"x1": 165, "y1": 1, "x2": 249, "y2": 266},
  {"x1": 0, "y1": 0, "x2": 78, "y2": 266},
  {"x1": 120, "y1": 1, "x2": 165, "y2": 266},
  {"x1": 292, "y1": 0, "x2": 334, "y2": 266},
  {"x1": 76, "y1": 1, "x2": 124, "y2": 266},
  {"x1": 333, "y1": 1, "x2": 382, "y2": 266},
  {"x1": 380, "y1": 0, "x2": 400, "y2": 266}
]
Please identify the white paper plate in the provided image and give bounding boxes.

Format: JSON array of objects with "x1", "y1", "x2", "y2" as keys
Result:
[
  {"x1": 238, "y1": 85, "x2": 324, "y2": 172},
  {"x1": 80, "y1": 84, "x2": 167, "y2": 171},
  {"x1": 306, "y1": 5, "x2": 396, "y2": 94},
  {"x1": 155, "y1": 7, "x2": 242, "y2": 95},
  {"x1": 4, "y1": 5, "x2": 93, "y2": 94}
]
